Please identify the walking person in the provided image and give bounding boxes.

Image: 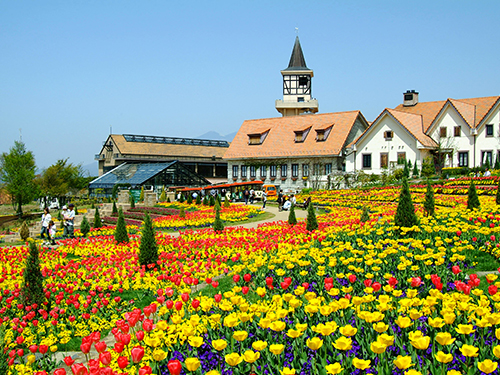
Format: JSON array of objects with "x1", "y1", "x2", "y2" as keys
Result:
[
  {"x1": 64, "y1": 203, "x2": 76, "y2": 238},
  {"x1": 48, "y1": 220, "x2": 57, "y2": 245},
  {"x1": 40, "y1": 207, "x2": 51, "y2": 240},
  {"x1": 277, "y1": 190, "x2": 284, "y2": 211},
  {"x1": 61, "y1": 206, "x2": 69, "y2": 238},
  {"x1": 244, "y1": 188, "x2": 249, "y2": 205},
  {"x1": 262, "y1": 191, "x2": 267, "y2": 210}
]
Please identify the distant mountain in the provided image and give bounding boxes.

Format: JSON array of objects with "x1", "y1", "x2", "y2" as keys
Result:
[{"x1": 196, "y1": 131, "x2": 237, "y2": 142}]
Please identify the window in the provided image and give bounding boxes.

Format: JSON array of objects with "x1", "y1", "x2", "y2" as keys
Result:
[
  {"x1": 297, "y1": 97, "x2": 304, "y2": 102},
  {"x1": 439, "y1": 127, "x2": 447, "y2": 138},
  {"x1": 313, "y1": 164, "x2": 321, "y2": 175},
  {"x1": 241, "y1": 165, "x2": 247, "y2": 178},
  {"x1": 270, "y1": 165, "x2": 277, "y2": 178},
  {"x1": 248, "y1": 130, "x2": 269, "y2": 145},
  {"x1": 482, "y1": 151, "x2": 493, "y2": 166},
  {"x1": 458, "y1": 152, "x2": 469, "y2": 167},
  {"x1": 299, "y1": 76, "x2": 309, "y2": 86},
  {"x1": 362, "y1": 154, "x2": 372, "y2": 169},
  {"x1": 281, "y1": 165, "x2": 287, "y2": 178},
  {"x1": 292, "y1": 164, "x2": 299, "y2": 177},
  {"x1": 294, "y1": 127, "x2": 311, "y2": 143},
  {"x1": 232, "y1": 165, "x2": 238, "y2": 178},
  {"x1": 486, "y1": 124, "x2": 494, "y2": 137},
  {"x1": 380, "y1": 153, "x2": 388, "y2": 169},
  {"x1": 250, "y1": 166, "x2": 256, "y2": 178},
  {"x1": 397, "y1": 152, "x2": 406, "y2": 165},
  {"x1": 384, "y1": 131, "x2": 393, "y2": 139},
  {"x1": 303, "y1": 164, "x2": 309, "y2": 177},
  {"x1": 325, "y1": 163, "x2": 332, "y2": 175},
  {"x1": 316, "y1": 126, "x2": 333, "y2": 142},
  {"x1": 260, "y1": 166, "x2": 267, "y2": 178},
  {"x1": 454, "y1": 126, "x2": 461, "y2": 137}
]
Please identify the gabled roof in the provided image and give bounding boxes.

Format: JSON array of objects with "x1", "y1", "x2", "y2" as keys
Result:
[
  {"x1": 284, "y1": 36, "x2": 309, "y2": 71},
  {"x1": 223, "y1": 111, "x2": 367, "y2": 160},
  {"x1": 98, "y1": 134, "x2": 228, "y2": 159}
]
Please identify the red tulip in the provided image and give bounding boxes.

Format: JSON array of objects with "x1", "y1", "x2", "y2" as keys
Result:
[
  {"x1": 364, "y1": 279, "x2": 373, "y2": 288},
  {"x1": 192, "y1": 299, "x2": 200, "y2": 309},
  {"x1": 205, "y1": 277, "x2": 213, "y2": 284},
  {"x1": 372, "y1": 282, "x2": 381, "y2": 292},
  {"x1": 489, "y1": 285, "x2": 498, "y2": 295},
  {"x1": 175, "y1": 301, "x2": 183, "y2": 311},
  {"x1": 94, "y1": 342, "x2": 106, "y2": 353},
  {"x1": 29, "y1": 345, "x2": 38, "y2": 353},
  {"x1": 99, "y1": 351, "x2": 112, "y2": 366},
  {"x1": 410, "y1": 277, "x2": 422, "y2": 287},
  {"x1": 456, "y1": 230, "x2": 462, "y2": 236},
  {"x1": 117, "y1": 356, "x2": 129, "y2": 369},
  {"x1": 143, "y1": 319, "x2": 153, "y2": 332},
  {"x1": 114, "y1": 342, "x2": 124, "y2": 353},
  {"x1": 348, "y1": 274, "x2": 356, "y2": 283},
  {"x1": 136, "y1": 330, "x2": 145, "y2": 341},
  {"x1": 71, "y1": 363, "x2": 88, "y2": 375},
  {"x1": 452, "y1": 265, "x2": 461, "y2": 274},
  {"x1": 214, "y1": 294, "x2": 222, "y2": 303},
  {"x1": 181, "y1": 293, "x2": 189, "y2": 302},
  {"x1": 54, "y1": 368, "x2": 67, "y2": 375},
  {"x1": 302, "y1": 282, "x2": 309, "y2": 289},
  {"x1": 265, "y1": 277, "x2": 273, "y2": 286},
  {"x1": 139, "y1": 366, "x2": 153, "y2": 375},
  {"x1": 244, "y1": 273, "x2": 252, "y2": 282},
  {"x1": 242, "y1": 286, "x2": 250, "y2": 294},
  {"x1": 166, "y1": 300, "x2": 174, "y2": 309},
  {"x1": 233, "y1": 274, "x2": 240, "y2": 283},
  {"x1": 131, "y1": 346, "x2": 145, "y2": 363},
  {"x1": 388, "y1": 277, "x2": 398, "y2": 287},
  {"x1": 167, "y1": 360, "x2": 182, "y2": 375},
  {"x1": 64, "y1": 356, "x2": 75, "y2": 366},
  {"x1": 211, "y1": 281, "x2": 219, "y2": 288}
]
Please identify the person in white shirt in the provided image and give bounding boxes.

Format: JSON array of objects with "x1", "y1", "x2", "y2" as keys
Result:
[
  {"x1": 64, "y1": 204, "x2": 76, "y2": 238},
  {"x1": 282, "y1": 199, "x2": 292, "y2": 211},
  {"x1": 40, "y1": 208, "x2": 51, "y2": 239},
  {"x1": 262, "y1": 191, "x2": 267, "y2": 209},
  {"x1": 290, "y1": 194, "x2": 297, "y2": 205},
  {"x1": 484, "y1": 168, "x2": 491, "y2": 177}
]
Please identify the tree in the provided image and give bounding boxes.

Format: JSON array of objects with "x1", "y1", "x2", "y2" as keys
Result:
[
  {"x1": 496, "y1": 182, "x2": 500, "y2": 205},
  {"x1": 360, "y1": 206, "x2": 370, "y2": 223},
  {"x1": 187, "y1": 194, "x2": 193, "y2": 204},
  {"x1": 22, "y1": 242, "x2": 44, "y2": 307},
  {"x1": 112, "y1": 201, "x2": 118, "y2": 215},
  {"x1": 179, "y1": 206, "x2": 186, "y2": 218},
  {"x1": 159, "y1": 189, "x2": 166, "y2": 202},
  {"x1": 138, "y1": 212, "x2": 158, "y2": 267},
  {"x1": 130, "y1": 194, "x2": 136, "y2": 208},
  {"x1": 306, "y1": 202, "x2": 318, "y2": 231},
  {"x1": 224, "y1": 197, "x2": 230, "y2": 208},
  {"x1": 213, "y1": 202, "x2": 224, "y2": 233},
  {"x1": 93, "y1": 207, "x2": 102, "y2": 228},
  {"x1": 19, "y1": 221, "x2": 30, "y2": 241},
  {"x1": 288, "y1": 204, "x2": 297, "y2": 225},
  {"x1": 209, "y1": 195, "x2": 215, "y2": 206},
  {"x1": 421, "y1": 157, "x2": 436, "y2": 178},
  {"x1": 0, "y1": 141, "x2": 39, "y2": 216},
  {"x1": 114, "y1": 208, "x2": 129, "y2": 244},
  {"x1": 80, "y1": 216, "x2": 90, "y2": 237},
  {"x1": 403, "y1": 160, "x2": 410, "y2": 179},
  {"x1": 196, "y1": 194, "x2": 201, "y2": 205},
  {"x1": 139, "y1": 186, "x2": 145, "y2": 202},
  {"x1": 423, "y1": 180, "x2": 435, "y2": 217},
  {"x1": 394, "y1": 177, "x2": 418, "y2": 228},
  {"x1": 412, "y1": 163, "x2": 419, "y2": 178},
  {"x1": 467, "y1": 180, "x2": 480, "y2": 210}
]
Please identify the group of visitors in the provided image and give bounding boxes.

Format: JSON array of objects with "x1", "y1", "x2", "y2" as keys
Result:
[
  {"x1": 277, "y1": 190, "x2": 297, "y2": 211},
  {"x1": 40, "y1": 203, "x2": 75, "y2": 245}
]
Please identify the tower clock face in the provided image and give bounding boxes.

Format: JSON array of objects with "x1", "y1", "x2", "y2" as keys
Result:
[{"x1": 283, "y1": 74, "x2": 311, "y2": 95}]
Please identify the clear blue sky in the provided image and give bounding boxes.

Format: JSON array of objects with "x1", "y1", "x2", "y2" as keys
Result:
[{"x1": 1, "y1": 0, "x2": 499, "y2": 174}]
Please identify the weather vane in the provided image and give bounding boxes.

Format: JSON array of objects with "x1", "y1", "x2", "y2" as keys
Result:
[{"x1": 295, "y1": 27, "x2": 299, "y2": 35}]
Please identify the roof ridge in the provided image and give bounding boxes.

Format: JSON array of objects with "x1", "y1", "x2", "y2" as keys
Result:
[{"x1": 243, "y1": 110, "x2": 360, "y2": 123}]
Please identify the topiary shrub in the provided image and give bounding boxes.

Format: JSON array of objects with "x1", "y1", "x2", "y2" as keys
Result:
[
  {"x1": 80, "y1": 216, "x2": 90, "y2": 237},
  {"x1": 167, "y1": 196, "x2": 171, "y2": 203},
  {"x1": 467, "y1": 180, "x2": 480, "y2": 210},
  {"x1": 93, "y1": 207, "x2": 102, "y2": 228},
  {"x1": 179, "y1": 206, "x2": 186, "y2": 218},
  {"x1": 159, "y1": 189, "x2": 166, "y2": 202},
  {"x1": 306, "y1": 202, "x2": 318, "y2": 231},
  {"x1": 421, "y1": 157, "x2": 436, "y2": 178},
  {"x1": 496, "y1": 182, "x2": 500, "y2": 205},
  {"x1": 21, "y1": 242, "x2": 44, "y2": 307},
  {"x1": 112, "y1": 201, "x2": 118, "y2": 215},
  {"x1": 138, "y1": 212, "x2": 158, "y2": 268},
  {"x1": 179, "y1": 194, "x2": 185, "y2": 203},
  {"x1": 394, "y1": 177, "x2": 418, "y2": 228},
  {"x1": 209, "y1": 195, "x2": 215, "y2": 206},
  {"x1": 224, "y1": 197, "x2": 230, "y2": 208},
  {"x1": 130, "y1": 195, "x2": 136, "y2": 208},
  {"x1": 360, "y1": 205, "x2": 370, "y2": 223},
  {"x1": 196, "y1": 194, "x2": 201, "y2": 205},
  {"x1": 288, "y1": 204, "x2": 297, "y2": 226},
  {"x1": 187, "y1": 194, "x2": 193, "y2": 204},
  {"x1": 412, "y1": 163, "x2": 419, "y2": 178},
  {"x1": 423, "y1": 180, "x2": 435, "y2": 217},
  {"x1": 114, "y1": 208, "x2": 129, "y2": 244},
  {"x1": 213, "y1": 204, "x2": 224, "y2": 233},
  {"x1": 203, "y1": 195, "x2": 209, "y2": 205},
  {"x1": 19, "y1": 221, "x2": 30, "y2": 241},
  {"x1": 139, "y1": 186, "x2": 145, "y2": 202}
]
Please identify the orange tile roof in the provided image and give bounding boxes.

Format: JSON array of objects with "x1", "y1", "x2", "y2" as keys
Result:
[
  {"x1": 387, "y1": 109, "x2": 437, "y2": 148},
  {"x1": 394, "y1": 100, "x2": 445, "y2": 132},
  {"x1": 106, "y1": 134, "x2": 227, "y2": 159},
  {"x1": 223, "y1": 111, "x2": 366, "y2": 159}
]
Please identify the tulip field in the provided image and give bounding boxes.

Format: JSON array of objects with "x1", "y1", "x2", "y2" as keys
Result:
[{"x1": 4, "y1": 184, "x2": 500, "y2": 375}]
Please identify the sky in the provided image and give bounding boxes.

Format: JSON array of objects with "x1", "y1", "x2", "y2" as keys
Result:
[{"x1": 1, "y1": 1, "x2": 500, "y2": 175}]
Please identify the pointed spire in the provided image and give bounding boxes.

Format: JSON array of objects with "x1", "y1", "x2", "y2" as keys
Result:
[{"x1": 286, "y1": 36, "x2": 308, "y2": 70}]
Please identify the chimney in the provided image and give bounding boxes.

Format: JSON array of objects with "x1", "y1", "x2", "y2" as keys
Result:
[{"x1": 403, "y1": 90, "x2": 419, "y2": 107}]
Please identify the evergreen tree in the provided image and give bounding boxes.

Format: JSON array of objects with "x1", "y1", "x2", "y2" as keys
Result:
[
  {"x1": 114, "y1": 208, "x2": 129, "y2": 244},
  {"x1": 306, "y1": 202, "x2": 318, "y2": 231},
  {"x1": 93, "y1": 207, "x2": 102, "y2": 228},
  {"x1": 209, "y1": 195, "x2": 215, "y2": 206},
  {"x1": 288, "y1": 204, "x2": 297, "y2": 225},
  {"x1": 179, "y1": 194, "x2": 185, "y2": 203},
  {"x1": 196, "y1": 194, "x2": 202, "y2": 205},
  {"x1": 224, "y1": 197, "x2": 230, "y2": 208},
  {"x1": 421, "y1": 157, "x2": 436, "y2": 178},
  {"x1": 159, "y1": 189, "x2": 166, "y2": 202},
  {"x1": 139, "y1": 186, "x2": 145, "y2": 202},
  {"x1": 186, "y1": 194, "x2": 193, "y2": 204},
  {"x1": 394, "y1": 177, "x2": 419, "y2": 228},
  {"x1": 467, "y1": 180, "x2": 480, "y2": 210},
  {"x1": 74, "y1": 206, "x2": 79, "y2": 215},
  {"x1": 203, "y1": 195, "x2": 209, "y2": 205},
  {"x1": 80, "y1": 216, "x2": 90, "y2": 237},
  {"x1": 408, "y1": 159, "x2": 412, "y2": 169},
  {"x1": 21, "y1": 242, "x2": 44, "y2": 307},
  {"x1": 403, "y1": 161, "x2": 410, "y2": 178},
  {"x1": 130, "y1": 195, "x2": 136, "y2": 208},
  {"x1": 112, "y1": 201, "x2": 118, "y2": 215},
  {"x1": 19, "y1": 221, "x2": 30, "y2": 241},
  {"x1": 179, "y1": 206, "x2": 186, "y2": 218},
  {"x1": 412, "y1": 163, "x2": 419, "y2": 178},
  {"x1": 497, "y1": 182, "x2": 500, "y2": 205},
  {"x1": 423, "y1": 180, "x2": 435, "y2": 217},
  {"x1": 138, "y1": 212, "x2": 158, "y2": 268},
  {"x1": 167, "y1": 196, "x2": 171, "y2": 203},
  {"x1": 213, "y1": 203, "x2": 224, "y2": 232},
  {"x1": 360, "y1": 205, "x2": 370, "y2": 223},
  {"x1": 495, "y1": 155, "x2": 500, "y2": 170}
]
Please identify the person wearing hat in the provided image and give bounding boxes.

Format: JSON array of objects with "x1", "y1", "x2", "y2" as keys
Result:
[{"x1": 64, "y1": 204, "x2": 76, "y2": 238}]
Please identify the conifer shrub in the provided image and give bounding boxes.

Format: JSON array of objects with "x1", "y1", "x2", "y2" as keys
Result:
[
  {"x1": 139, "y1": 186, "x2": 145, "y2": 202},
  {"x1": 19, "y1": 221, "x2": 30, "y2": 241},
  {"x1": 21, "y1": 242, "x2": 44, "y2": 307},
  {"x1": 203, "y1": 195, "x2": 209, "y2": 205},
  {"x1": 209, "y1": 195, "x2": 215, "y2": 206},
  {"x1": 114, "y1": 208, "x2": 129, "y2": 244},
  {"x1": 179, "y1": 206, "x2": 186, "y2": 218},
  {"x1": 360, "y1": 205, "x2": 370, "y2": 223},
  {"x1": 167, "y1": 197, "x2": 171, "y2": 203},
  {"x1": 196, "y1": 194, "x2": 201, "y2": 205},
  {"x1": 467, "y1": 180, "x2": 480, "y2": 210},
  {"x1": 412, "y1": 163, "x2": 419, "y2": 178},
  {"x1": 187, "y1": 194, "x2": 193, "y2": 204},
  {"x1": 130, "y1": 195, "x2": 136, "y2": 208},
  {"x1": 159, "y1": 189, "x2": 166, "y2": 202},
  {"x1": 403, "y1": 161, "x2": 410, "y2": 178},
  {"x1": 179, "y1": 194, "x2": 185, "y2": 203},
  {"x1": 394, "y1": 177, "x2": 418, "y2": 228},
  {"x1": 306, "y1": 202, "x2": 318, "y2": 231},
  {"x1": 496, "y1": 182, "x2": 500, "y2": 205},
  {"x1": 288, "y1": 204, "x2": 297, "y2": 225},
  {"x1": 93, "y1": 207, "x2": 102, "y2": 228},
  {"x1": 423, "y1": 180, "x2": 435, "y2": 216},
  {"x1": 138, "y1": 212, "x2": 158, "y2": 268},
  {"x1": 421, "y1": 157, "x2": 436, "y2": 177},
  {"x1": 213, "y1": 204, "x2": 224, "y2": 233},
  {"x1": 224, "y1": 197, "x2": 230, "y2": 208},
  {"x1": 80, "y1": 216, "x2": 90, "y2": 237},
  {"x1": 112, "y1": 201, "x2": 118, "y2": 215}
]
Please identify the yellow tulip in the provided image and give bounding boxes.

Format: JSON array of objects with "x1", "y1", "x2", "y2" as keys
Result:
[
  {"x1": 280, "y1": 368, "x2": 296, "y2": 375},
  {"x1": 339, "y1": 324, "x2": 357, "y2": 337},
  {"x1": 455, "y1": 324, "x2": 475, "y2": 335},
  {"x1": 478, "y1": 359, "x2": 498, "y2": 374},
  {"x1": 377, "y1": 334, "x2": 394, "y2": 347},
  {"x1": 50, "y1": 345, "x2": 57, "y2": 353},
  {"x1": 352, "y1": 358, "x2": 371, "y2": 370},
  {"x1": 27, "y1": 355, "x2": 36, "y2": 364},
  {"x1": 325, "y1": 363, "x2": 343, "y2": 374},
  {"x1": 443, "y1": 313, "x2": 456, "y2": 325},
  {"x1": 252, "y1": 340, "x2": 268, "y2": 351},
  {"x1": 395, "y1": 316, "x2": 412, "y2": 329},
  {"x1": 411, "y1": 336, "x2": 430, "y2": 350},
  {"x1": 152, "y1": 349, "x2": 167, "y2": 361},
  {"x1": 233, "y1": 330, "x2": 248, "y2": 342},
  {"x1": 428, "y1": 317, "x2": 445, "y2": 328},
  {"x1": 296, "y1": 323, "x2": 308, "y2": 331},
  {"x1": 408, "y1": 330, "x2": 423, "y2": 341},
  {"x1": 460, "y1": 344, "x2": 479, "y2": 357},
  {"x1": 406, "y1": 371, "x2": 423, "y2": 375},
  {"x1": 446, "y1": 371, "x2": 461, "y2": 375},
  {"x1": 185, "y1": 357, "x2": 201, "y2": 372},
  {"x1": 306, "y1": 337, "x2": 323, "y2": 351},
  {"x1": 435, "y1": 351, "x2": 453, "y2": 364},
  {"x1": 370, "y1": 341, "x2": 387, "y2": 354},
  {"x1": 242, "y1": 350, "x2": 260, "y2": 364},
  {"x1": 393, "y1": 355, "x2": 413, "y2": 370},
  {"x1": 212, "y1": 339, "x2": 228, "y2": 351},
  {"x1": 188, "y1": 336, "x2": 204, "y2": 348},
  {"x1": 270, "y1": 321, "x2": 287, "y2": 332},
  {"x1": 269, "y1": 344, "x2": 285, "y2": 355},
  {"x1": 333, "y1": 336, "x2": 352, "y2": 351},
  {"x1": 225, "y1": 352, "x2": 243, "y2": 367},
  {"x1": 493, "y1": 345, "x2": 500, "y2": 359},
  {"x1": 435, "y1": 332, "x2": 455, "y2": 346},
  {"x1": 156, "y1": 320, "x2": 168, "y2": 330},
  {"x1": 259, "y1": 318, "x2": 271, "y2": 329},
  {"x1": 286, "y1": 329, "x2": 303, "y2": 338},
  {"x1": 373, "y1": 322, "x2": 389, "y2": 333}
]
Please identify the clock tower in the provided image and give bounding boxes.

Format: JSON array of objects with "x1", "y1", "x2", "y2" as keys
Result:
[{"x1": 275, "y1": 36, "x2": 319, "y2": 116}]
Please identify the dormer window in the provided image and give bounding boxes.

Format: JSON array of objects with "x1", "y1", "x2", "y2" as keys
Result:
[
  {"x1": 315, "y1": 125, "x2": 333, "y2": 142},
  {"x1": 384, "y1": 131, "x2": 393, "y2": 139},
  {"x1": 294, "y1": 127, "x2": 311, "y2": 143},
  {"x1": 247, "y1": 130, "x2": 269, "y2": 145}
]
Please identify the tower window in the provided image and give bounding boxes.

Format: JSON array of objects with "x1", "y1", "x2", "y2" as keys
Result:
[
  {"x1": 299, "y1": 77, "x2": 309, "y2": 86},
  {"x1": 298, "y1": 97, "x2": 304, "y2": 102}
]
